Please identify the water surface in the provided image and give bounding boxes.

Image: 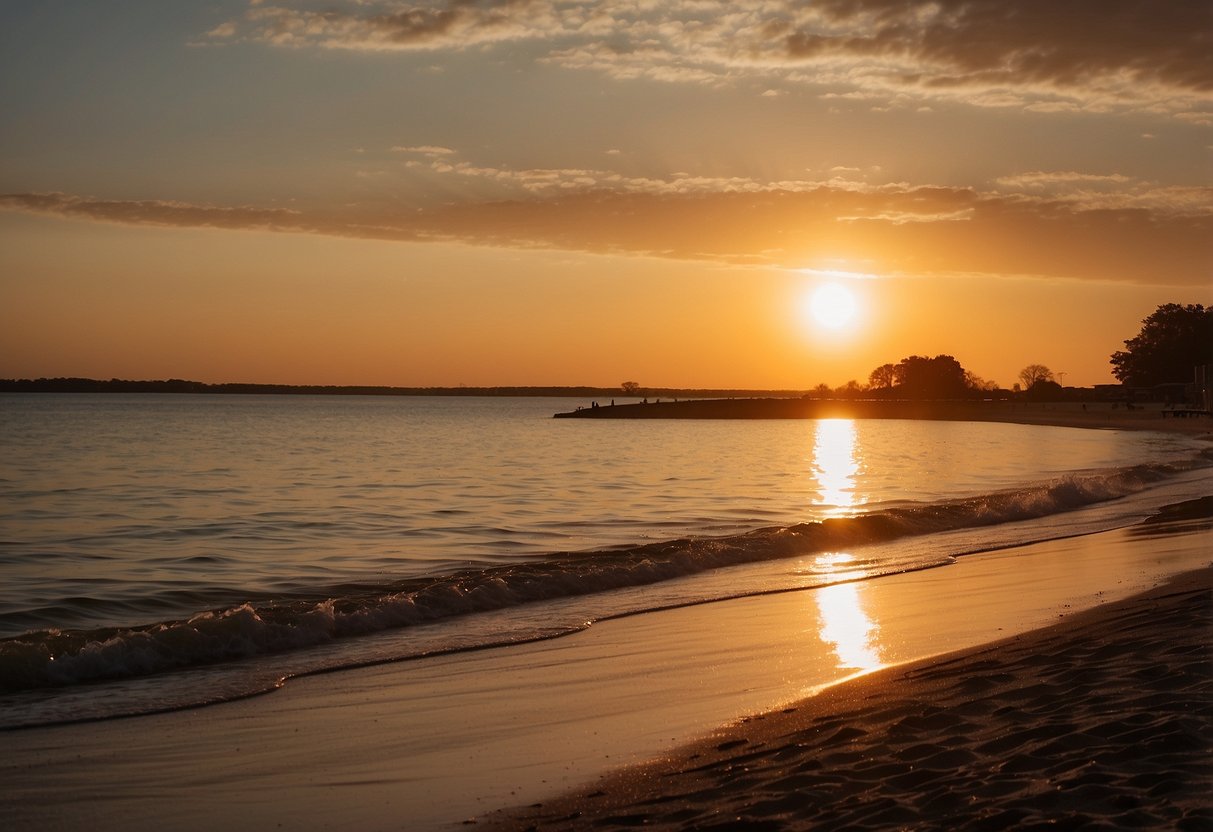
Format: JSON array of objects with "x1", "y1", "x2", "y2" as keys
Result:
[{"x1": 1, "y1": 393, "x2": 1208, "y2": 728}]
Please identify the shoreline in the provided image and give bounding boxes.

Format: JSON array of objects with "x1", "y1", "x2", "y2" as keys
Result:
[
  {"x1": 490, "y1": 565, "x2": 1213, "y2": 830},
  {"x1": 3, "y1": 506, "x2": 1209, "y2": 830}
]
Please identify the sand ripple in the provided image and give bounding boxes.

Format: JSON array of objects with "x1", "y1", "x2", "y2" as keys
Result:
[{"x1": 491, "y1": 569, "x2": 1212, "y2": 831}]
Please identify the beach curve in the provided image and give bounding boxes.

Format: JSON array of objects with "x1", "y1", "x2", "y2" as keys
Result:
[{"x1": 488, "y1": 565, "x2": 1213, "y2": 831}]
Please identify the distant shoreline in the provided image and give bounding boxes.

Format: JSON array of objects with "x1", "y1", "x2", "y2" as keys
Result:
[
  {"x1": 0, "y1": 377, "x2": 804, "y2": 399},
  {"x1": 5, "y1": 379, "x2": 1207, "y2": 436}
]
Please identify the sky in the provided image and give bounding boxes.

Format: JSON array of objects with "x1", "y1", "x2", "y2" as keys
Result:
[{"x1": 1, "y1": 0, "x2": 1210, "y2": 389}]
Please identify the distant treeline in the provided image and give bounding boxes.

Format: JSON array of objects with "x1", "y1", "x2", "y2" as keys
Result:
[{"x1": 0, "y1": 377, "x2": 808, "y2": 399}]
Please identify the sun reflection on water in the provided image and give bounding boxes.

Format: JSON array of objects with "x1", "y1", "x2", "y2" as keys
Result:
[
  {"x1": 806, "y1": 421, "x2": 882, "y2": 671},
  {"x1": 811, "y1": 418, "x2": 864, "y2": 516}
]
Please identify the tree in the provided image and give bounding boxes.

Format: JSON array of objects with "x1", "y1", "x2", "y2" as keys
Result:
[
  {"x1": 868, "y1": 363, "x2": 897, "y2": 390},
  {"x1": 1110, "y1": 303, "x2": 1213, "y2": 386},
  {"x1": 620, "y1": 381, "x2": 641, "y2": 394},
  {"x1": 964, "y1": 371, "x2": 999, "y2": 392},
  {"x1": 893, "y1": 355, "x2": 968, "y2": 399},
  {"x1": 1018, "y1": 364, "x2": 1054, "y2": 390},
  {"x1": 836, "y1": 379, "x2": 864, "y2": 398}
]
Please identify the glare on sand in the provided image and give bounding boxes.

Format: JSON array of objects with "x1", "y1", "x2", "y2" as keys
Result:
[
  {"x1": 815, "y1": 576, "x2": 884, "y2": 672},
  {"x1": 811, "y1": 553, "x2": 883, "y2": 673}
]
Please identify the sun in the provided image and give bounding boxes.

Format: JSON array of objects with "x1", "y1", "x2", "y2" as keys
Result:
[{"x1": 809, "y1": 282, "x2": 858, "y2": 330}]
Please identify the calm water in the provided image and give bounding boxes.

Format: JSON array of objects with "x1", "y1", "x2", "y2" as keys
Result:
[{"x1": 1, "y1": 393, "x2": 1209, "y2": 728}]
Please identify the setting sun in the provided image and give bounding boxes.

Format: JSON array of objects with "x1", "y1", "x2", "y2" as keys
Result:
[{"x1": 809, "y1": 283, "x2": 859, "y2": 331}]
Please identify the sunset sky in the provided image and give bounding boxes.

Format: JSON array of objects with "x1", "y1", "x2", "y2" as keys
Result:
[{"x1": 2, "y1": 1, "x2": 1210, "y2": 389}]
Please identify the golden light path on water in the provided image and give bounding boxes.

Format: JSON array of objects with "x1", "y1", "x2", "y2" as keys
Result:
[
  {"x1": 808, "y1": 419, "x2": 884, "y2": 672},
  {"x1": 812, "y1": 418, "x2": 862, "y2": 516}
]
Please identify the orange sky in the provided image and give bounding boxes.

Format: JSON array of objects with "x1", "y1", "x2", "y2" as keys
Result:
[{"x1": 2, "y1": 1, "x2": 1210, "y2": 389}]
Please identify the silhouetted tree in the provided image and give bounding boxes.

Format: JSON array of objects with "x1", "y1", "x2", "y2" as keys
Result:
[
  {"x1": 894, "y1": 355, "x2": 968, "y2": 399},
  {"x1": 836, "y1": 379, "x2": 864, "y2": 398},
  {"x1": 621, "y1": 381, "x2": 641, "y2": 394},
  {"x1": 1110, "y1": 303, "x2": 1213, "y2": 386},
  {"x1": 868, "y1": 363, "x2": 897, "y2": 390},
  {"x1": 964, "y1": 370, "x2": 999, "y2": 392},
  {"x1": 812, "y1": 382, "x2": 832, "y2": 397},
  {"x1": 1018, "y1": 364, "x2": 1054, "y2": 390}
]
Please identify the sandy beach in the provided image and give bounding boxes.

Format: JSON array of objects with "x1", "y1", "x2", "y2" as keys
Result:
[{"x1": 492, "y1": 564, "x2": 1211, "y2": 830}]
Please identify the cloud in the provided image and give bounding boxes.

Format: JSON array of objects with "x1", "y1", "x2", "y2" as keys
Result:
[
  {"x1": 771, "y1": 0, "x2": 1213, "y2": 119},
  {"x1": 391, "y1": 144, "x2": 456, "y2": 156},
  {"x1": 5, "y1": 176, "x2": 1209, "y2": 286},
  {"x1": 837, "y1": 208, "x2": 976, "y2": 225},
  {"x1": 0, "y1": 192, "x2": 313, "y2": 233},
  {"x1": 785, "y1": 1, "x2": 1211, "y2": 90},
  {"x1": 204, "y1": 0, "x2": 1213, "y2": 119},
  {"x1": 995, "y1": 172, "x2": 1134, "y2": 189},
  {"x1": 991, "y1": 171, "x2": 1213, "y2": 215},
  {"x1": 213, "y1": 0, "x2": 590, "y2": 52},
  {"x1": 405, "y1": 157, "x2": 843, "y2": 196},
  {"x1": 399, "y1": 155, "x2": 1213, "y2": 221},
  {"x1": 206, "y1": 21, "x2": 238, "y2": 38}
]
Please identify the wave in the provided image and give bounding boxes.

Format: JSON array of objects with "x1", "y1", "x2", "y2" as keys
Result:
[{"x1": 2, "y1": 452, "x2": 1209, "y2": 695}]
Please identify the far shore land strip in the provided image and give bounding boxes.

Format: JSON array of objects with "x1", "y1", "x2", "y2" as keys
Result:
[{"x1": 555, "y1": 396, "x2": 1213, "y2": 436}]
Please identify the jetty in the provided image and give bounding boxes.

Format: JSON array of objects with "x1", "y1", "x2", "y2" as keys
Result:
[
  {"x1": 554, "y1": 398, "x2": 972, "y2": 420},
  {"x1": 554, "y1": 398, "x2": 1213, "y2": 434}
]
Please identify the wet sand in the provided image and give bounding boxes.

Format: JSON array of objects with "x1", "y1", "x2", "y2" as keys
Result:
[
  {"x1": 491, "y1": 565, "x2": 1213, "y2": 831},
  {"x1": 3, "y1": 507, "x2": 1209, "y2": 830}
]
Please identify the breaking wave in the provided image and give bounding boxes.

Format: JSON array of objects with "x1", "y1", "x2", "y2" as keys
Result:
[{"x1": 4, "y1": 452, "x2": 1207, "y2": 697}]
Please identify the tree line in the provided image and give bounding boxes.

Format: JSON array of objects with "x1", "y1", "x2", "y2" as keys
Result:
[{"x1": 805, "y1": 302, "x2": 1210, "y2": 402}]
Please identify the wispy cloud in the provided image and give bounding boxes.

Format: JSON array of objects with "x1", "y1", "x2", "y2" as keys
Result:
[
  {"x1": 391, "y1": 144, "x2": 456, "y2": 156},
  {"x1": 205, "y1": 0, "x2": 1213, "y2": 120},
  {"x1": 0, "y1": 192, "x2": 312, "y2": 233},
  {"x1": 992, "y1": 171, "x2": 1213, "y2": 215},
  {"x1": 401, "y1": 156, "x2": 880, "y2": 196},
  {"x1": 213, "y1": 0, "x2": 595, "y2": 52},
  {"x1": 399, "y1": 151, "x2": 1213, "y2": 220},
  {"x1": 6, "y1": 172, "x2": 1209, "y2": 285},
  {"x1": 995, "y1": 172, "x2": 1134, "y2": 189}
]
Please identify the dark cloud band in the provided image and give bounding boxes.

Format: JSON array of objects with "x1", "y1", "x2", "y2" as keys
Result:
[{"x1": 5, "y1": 185, "x2": 1208, "y2": 286}]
